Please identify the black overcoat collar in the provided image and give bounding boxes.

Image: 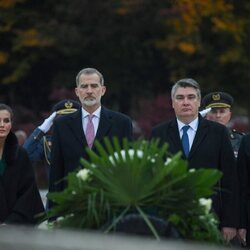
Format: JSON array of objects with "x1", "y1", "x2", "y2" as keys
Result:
[
  {"x1": 168, "y1": 115, "x2": 209, "y2": 159},
  {"x1": 65, "y1": 106, "x2": 112, "y2": 148}
]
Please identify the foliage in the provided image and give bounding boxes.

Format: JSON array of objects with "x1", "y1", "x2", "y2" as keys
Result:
[
  {"x1": 1, "y1": 0, "x2": 250, "y2": 116},
  {"x1": 0, "y1": 0, "x2": 54, "y2": 84},
  {"x1": 157, "y1": 0, "x2": 250, "y2": 100},
  {"x1": 0, "y1": 0, "x2": 57, "y2": 114},
  {"x1": 47, "y1": 138, "x2": 223, "y2": 244}
]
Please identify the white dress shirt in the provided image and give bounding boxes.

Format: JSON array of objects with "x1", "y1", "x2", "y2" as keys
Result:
[
  {"x1": 81, "y1": 106, "x2": 101, "y2": 136},
  {"x1": 176, "y1": 117, "x2": 199, "y2": 150}
]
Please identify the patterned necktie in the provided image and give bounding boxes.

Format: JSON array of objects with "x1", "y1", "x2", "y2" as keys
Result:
[
  {"x1": 182, "y1": 125, "x2": 190, "y2": 157},
  {"x1": 86, "y1": 114, "x2": 95, "y2": 148}
]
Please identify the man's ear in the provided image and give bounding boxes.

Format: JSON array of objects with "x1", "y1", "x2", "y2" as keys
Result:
[
  {"x1": 75, "y1": 87, "x2": 79, "y2": 97},
  {"x1": 101, "y1": 85, "x2": 106, "y2": 96}
]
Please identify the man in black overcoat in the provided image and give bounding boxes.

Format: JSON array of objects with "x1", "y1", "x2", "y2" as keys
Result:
[
  {"x1": 237, "y1": 134, "x2": 250, "y2": 246},
  {"x1": 49, "y1": 68, "x2": 133, "y2": 206},
  {"x1": 151, "y1": 78, "x2": 238, "y2": 242}
]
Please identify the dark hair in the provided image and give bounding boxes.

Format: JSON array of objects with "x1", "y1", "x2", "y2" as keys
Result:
[
  {"x1": 76, "y1": 68, "x2": 104, "y2": 86},
  {"x1": 0, "y1": 104, "x2": 17, "y2": 164},
  {"x1": 0, "y1": 103, "x2": 14, "y2": 120},
  {"x1": 171, "y1": 78, "x2": 201, "y2": 100}
]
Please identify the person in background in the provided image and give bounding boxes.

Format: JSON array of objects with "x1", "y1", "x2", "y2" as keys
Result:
[
  {"x1": 0, "y1": 103, "x2": 44, "y2": 224},
  {"x1": 49, "y1": 68, "x2": 133, "y2": 208},
  {"x1": 14, "y1": 130, "x2": 27, "y2": 146},
  {"x1": 202, "y1": 92, "x2": 244, "y2": 158},
  {"x1": 203, "y1": 92, "x2": 247, "y2": 247},
  {"x1": 199, "y1": 107, "x2": 211, "y2": 117},
  {"x1": 23, "y1": 99, "x2": 81, "y2": 169},
  {"x1": 150, "y1": 78, "x2": 238, "y2": 242},
  {"x1": 237, "y1": 135, "x2": 250, "y2": 247}
]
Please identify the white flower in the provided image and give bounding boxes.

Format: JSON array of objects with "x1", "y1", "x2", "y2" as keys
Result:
[
  {"x1": 65, "y1": 213, "x2": 74, "y2": 218},
  {"x1": 164, "y1": 157, "x2": 172, "y2": 165},
  {"x1": 150, "y1": 158, "x2": 156, "y2": 163},
  {"x1": 210, "y1": 217, "x2": 216, "y2": 223},
  {"x1": 199, "y1": 198, "x2": 212, "y2": 214},
  {"x1": 56, "y1": 216, "x2": 64, "y2": 222},
  {"x1": 72, "y1": 191, "x2": 76, "y2": 195},
  {"x1": 189, "y1": 168, "x2": 196, "y2": 172},
  {"x1": 77, "y1": 169, "x2": 90, "y2": 181}
]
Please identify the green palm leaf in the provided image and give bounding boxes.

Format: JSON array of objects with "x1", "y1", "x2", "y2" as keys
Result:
[{"x1": 47, "y1": 138, "x2": 223, "y2": 244}]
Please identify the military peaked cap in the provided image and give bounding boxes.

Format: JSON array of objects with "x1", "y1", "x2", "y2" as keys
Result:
[
  {"x1": 202, "y1": 92, "x2": 233, "y2": 109},
  {"x1": 52, "y1": 99, "x2": 81, "y2": 115}
]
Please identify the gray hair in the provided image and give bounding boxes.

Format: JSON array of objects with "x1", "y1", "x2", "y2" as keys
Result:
[
  {"x1": 171, "y1": 78, "x2": 201, "y2": 100},
  {"x1": 76, "y1": 68, "x2": 104, "y2": 86},
  {"x1": 0, "y1": 103, "x2": 13, "y2": 120}
]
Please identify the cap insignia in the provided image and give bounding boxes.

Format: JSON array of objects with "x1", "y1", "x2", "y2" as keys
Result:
[
  {"x1": 64, "y1": 101, "x2": 73, "y2": 109},
  {"x1": 212, "y1": 94, "x2": 220, "y2": 101}
]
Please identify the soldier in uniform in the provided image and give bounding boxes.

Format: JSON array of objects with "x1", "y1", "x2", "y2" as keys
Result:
[
  {"x1": 203, "y1": 92, "x2": 246, "y2": 246},
  {"x1": 23, "y1": 99, "x2": 81, "y2": 169},
  {"x1": 202, "y1": 91, "x2": 244, "y2": 158}
]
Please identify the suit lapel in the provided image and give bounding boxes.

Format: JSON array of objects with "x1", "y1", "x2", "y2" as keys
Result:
[
  {"x1": 168, "y1": 119, "x2": 183, "y2": 153},
  {"x1": 67, "y1": 109, "x2": 87, "y2": 148},
  {"x1": 67, "y1": 107, "x2": 112, "y2": 149},
  {"x1": 95, "y1": 107, "x2": 112, "y2": 141},
  {"x1": 189, "y1": 116, "x2": 208, "y2": 158}
]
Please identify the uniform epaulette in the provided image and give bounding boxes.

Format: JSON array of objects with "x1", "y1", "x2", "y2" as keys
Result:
[{"x1": 232, "y1": 129, "x2": 245, "y2": 136}]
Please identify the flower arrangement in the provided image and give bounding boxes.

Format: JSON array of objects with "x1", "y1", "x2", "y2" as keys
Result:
[{"x1": 47, "y1": 138, "x2": 223, "y2": 244}]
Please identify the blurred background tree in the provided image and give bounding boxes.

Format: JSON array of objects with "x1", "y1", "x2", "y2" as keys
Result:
[{"x1": 0, "y1": 0, "x2": 250, "y2": 136}]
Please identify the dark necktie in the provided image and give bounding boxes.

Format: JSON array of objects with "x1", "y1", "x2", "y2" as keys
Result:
[
  {"x1": 182, "y1": 125, "x2": 190, "y2": 157},
  {"x1": 86, "y1": 114, "x2": 95, "y2": 148}
]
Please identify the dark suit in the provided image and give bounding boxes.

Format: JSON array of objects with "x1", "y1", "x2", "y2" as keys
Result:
[
  {"x1": 49, "y1": 107, "x2": 133, "y2": 199},
  {"x1": 228, "y1": 128, "x2": 244, "y2": 158},
  {"x1": 151, "y1": 115, "x2": 238, "y2": 228},
  {"x1": 237, "y1": 134, "x2": 250, "y2": 245}
]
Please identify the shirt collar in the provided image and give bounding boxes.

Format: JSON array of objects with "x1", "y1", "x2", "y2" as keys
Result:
[
  {"x1": 82, "y1": 106, "x2": 101, "y2": 119},
  {"x1": 177, "y1": 116, "x2": 199, "y2": 132}
]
